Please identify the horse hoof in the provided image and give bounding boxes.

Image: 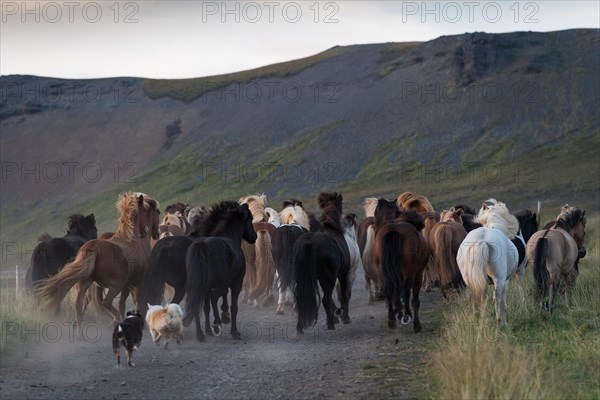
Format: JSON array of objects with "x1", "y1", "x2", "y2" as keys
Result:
[
  {"x1": 211, "y1": 324, "x2": 222, "y2": 337},
  {"x1": 333, "y1": 316, "x2": 340, "y2": 324},
  {"x1": 413, "y1": 323, "x2": 422, "y2": 333},
  {"x1": 334, "y1": 308, "x2": 343, "y2": 317},
  {"x1": 326, "y1": 323, "x2": 336, "y2": 330},
  {"x1": 221, "y1": 312, "x2": 231, "y2": 324},
  {"x1": 196, "y1": 334, "x2": 206, "y2": 342},
  {"x1": 231, "y1": 332, "x2": 241, "y2": 341},
  {"x1": 276, "y1": 309, "x2": 284, "y2": 315},
  {"x1": 342, "y1": 315, "x2": 351, "y2": 324},
  {"x1": 401, "y1": 315, "x2": 412, "y2": 325},
  {"x1": 388, "y1": 320, "x2": 397, "y2": 329}
]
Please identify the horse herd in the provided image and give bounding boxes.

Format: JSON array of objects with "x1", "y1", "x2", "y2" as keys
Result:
[{"x1": 27, "y1": 191, "x2": 587, "y2": 342}]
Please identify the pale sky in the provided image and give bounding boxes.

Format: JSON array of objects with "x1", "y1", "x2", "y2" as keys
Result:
[{"x1": 1, "y1": 1, "x2": 598, "y2": 79}]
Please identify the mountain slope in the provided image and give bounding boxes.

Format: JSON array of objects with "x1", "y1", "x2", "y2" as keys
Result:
[{"x1": 1, "y1": 29, "x2": 599, "y2": 269}]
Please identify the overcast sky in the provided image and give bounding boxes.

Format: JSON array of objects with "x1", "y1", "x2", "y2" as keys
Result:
[{"x1": 1, "y1": 1, "x2": 598, "y2": 79}]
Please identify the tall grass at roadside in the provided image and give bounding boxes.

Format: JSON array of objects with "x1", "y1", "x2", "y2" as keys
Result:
[{"x1": 430, "y1": 213, "x2": 600, "y2": 399}]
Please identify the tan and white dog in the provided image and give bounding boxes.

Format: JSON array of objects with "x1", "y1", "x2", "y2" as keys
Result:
[{"x1": 145, "y1": 303, "x2": 184, "y2": 349}]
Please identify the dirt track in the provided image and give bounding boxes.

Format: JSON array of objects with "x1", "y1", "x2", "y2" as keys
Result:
[{"x1": 0, "y1": 274, "x2": 442, "y2": 400}]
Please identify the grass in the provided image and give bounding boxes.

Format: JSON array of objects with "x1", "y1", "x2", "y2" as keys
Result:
[
  {"x1": 428, "y1": 213, "x2": 600, "y2": 399},
  {"x1": 143, "y1": 46, "x2": 353, "y2": 103}
]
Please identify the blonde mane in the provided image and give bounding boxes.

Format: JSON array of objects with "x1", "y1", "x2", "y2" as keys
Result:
[
  {"x1": 363, "y1": 198, "x2": 378, "y2": 218},
  {"x1": 397, "y1": 191, "x2": 434, "y2": 213},
  {"x1": 279, "y1": 205, "x2": 310, "y2": 230},
  {"x1": 113, "y1": 192, "x2": 140, "y2": 241},
  {"x1": 440, "y1": 208, "x2": 463, "y2": 223},
  {"x1": 265, "y1": 207, "x2": 281, "y2": 227},
  {"x1": 239, "y1": 194, "x2": 267, "y2": 223},
  {"x1": 475, "y1": 199, "x2": 519, "y2": 239}
]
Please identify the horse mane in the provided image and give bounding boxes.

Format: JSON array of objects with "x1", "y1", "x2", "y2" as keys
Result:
[
  {"x1": 555, "y1": 204, "x2": 586, "y2": 231},
  {"x1": 440, "y1": 208, "x2": 463, "y2": 223},
  {"x1": 343, "y1": 214, "x2": 358, "y2": 240},
  {"x1": 397, "y1": 192, "x2": 435, "y2": 213},
  {"x1": 317, "y1": 192, "x2": 344, "y2": 234},
  {"x1": 279, "y1": 205, "x2": 310, "y2": 230},
  {"x1": 453, "y1": 204, "x2": 478, "y2": 216},
  {"x1": 198, "y1": 201, "x2": 243, "y2": 237},
  {"x1": 112, "y1": 192, "x2": 141, "y2": 241},
  {"x1": 397, "y1": 210, "x2": 425, "y2": 231},
  {"x1": 37, "y1": 233, "x2": 52, "y2": 242},
  {"x1": 363, "y1": 198, "x2": 378, "y2": 218},
  {"x1": 239, "y1": 194, "x2": 267, "y2": 223},
  {"x1": 375, "y1": 198, "x2": 400, "y2": 226},
  {"x1": 282, "y1": 198, "x2": 303, "y2": 209},
  {"x1": 165, "y1": 202, "x2": 188, "y2": 214},
  {"x1": 475, "y1": 199, "x2": 519, "y2": 239},
  {"x1": 162, "y1": 211, "x2": 185, "y2": 228}
]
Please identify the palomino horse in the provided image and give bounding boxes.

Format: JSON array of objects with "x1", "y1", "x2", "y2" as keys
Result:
[
  {"x1": 374, "y1": 199, "x2": 429, "y2": 332},
  {"x1": 239, "y1": 194, "x2": 277, "y2": 308},
  {"x1": 27, "y1": 214, "x2": 98, "y2": 293},
  {"x1": 272, "y1": 200, "x2": 310, "y2": 315},
  {"x1": 37, "y1": 193, "x2": 160, "y2": 334},
  {"x1": 457, "y1": 200, "x2": 519, "y2": 325},
  {"x1": 183, "y1": 201, "x2": 257, "y2": 341},
  {"x1": 357, "y1": 198, "x2": 381, "y2": 304},
  {"x1": 158, "y1": 211, "x2": 187, "y2": 239},
  {"x1": 292, "y1": 193, "x2": 351, "y2": 334},
  {"x1": 527, "y1": 205, "x2": 586, "y2": 313},
  {"x1": 428, "y1": 208, "x2": 467, "y2": 299}
]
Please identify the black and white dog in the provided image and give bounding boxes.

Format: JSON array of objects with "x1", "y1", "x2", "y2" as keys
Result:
[{"x1": 112, "y1": 311, "x2": 144, "y2": 367}]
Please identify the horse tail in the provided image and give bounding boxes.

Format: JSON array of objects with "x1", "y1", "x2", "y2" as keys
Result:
[
  {"x1": 432, "y1": 226, "x2": 456, "y2": 287},
  {"x1": 36, "y1": 246, "x2": 96, "y2": 312},
  {"x1": 143, "y1": 247, "x2": 167, "y2": 306},
  {"x1": 381, "y1": 230, "x2": 404, "y2": 300},
  {"x1": 533, "y1": 237, "x2": 550, "y2": 300},
  {"x1": 294, "y1": 240, "x2": 320, "y2": 330},
  {"x1": 252, "y1": 229, "x2": 275, "y2": 300},
  {"x1": 37, "y1": 233, "x2": 52, "y2": 242},
  {"x1": 363, "y1": 225, "x2": 379, "y2": 288},
  {"x1": 277, "y1": 229, "x2": 301, "y2": 292},
  {"x1": 460, "y1": 241, "x2": 489, "y2": 305},
  {"x1": 183, "y1": 241, "x2": 210, "y2": 327}
]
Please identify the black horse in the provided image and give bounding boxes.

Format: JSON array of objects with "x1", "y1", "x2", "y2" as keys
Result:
[
  {"x1": 512, "y1": 209, "x2": 539, "y2": 276},
  {"x1": 26, "y1": 213, "x2": 97, "y2": 294},
  {"x1": 183, "y1": 201, "x2": 257, "y2": 341},
  {"x1": 292, "y1": 192, "x2": 351, "y2": 334}
]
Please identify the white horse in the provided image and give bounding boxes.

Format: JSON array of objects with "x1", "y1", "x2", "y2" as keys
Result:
[
  {"x1": 336, "y1": 214, "x2": 363, "y2": 305},
  {"x1": 457, "y1": 199, "x2": 519, "y2": 325}
]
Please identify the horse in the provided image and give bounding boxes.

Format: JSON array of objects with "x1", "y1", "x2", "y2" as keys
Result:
[
  {"x1": 511, "y1": 208, "x2": 539, "y2": 278},
  {"x1": 397, "y1": 191, "x2": 438, "y2": 292},
  {"x1": 526, "y1": 205, "x2": 586, "y2": 313},
  {"x1": 272, "y1": 201, "x2": 310, "y2": 314},
  {"x1": 357, "y1": 198, "x2": 382, "y2": 304},
  {"x1": 158, "y1": 211, "x2": 187, "y2": 239},
  {"x1": 182, "y1": 201, "x2": 257, "y2": 341},
  {"x1": 26, "y1": 213, "x2": 98, "y2": 292},
  {"x1": 186, "y1": 206, "x2": 208, "y2": 236},
  {"x1": 373, "y1": 199, "x2": 429, "y2": 332},
  {"x1": 37, "y1": 193, "x2": 160, "y2": 334},
  {"x1": 335, "y1": 214, "x2": 363, "y2": 305},
  {"x1": 239, "y1": 194, "x2": 277, "y2": 308},
  {"x1": 452, "y1": 204, "x2": 482, "y2": 232},
  {"x1": 456, "y1": 200, "x2": 519, "y2": 325},
  {"x1": 428, "y1": 208, "x2": 468, "y2": 300},
  {"x1": 292, "y1": 192, "x2": 351, "y2": 334},
  {"x1": 265, "y1": 207, "x2": 281, "y2": 227}
]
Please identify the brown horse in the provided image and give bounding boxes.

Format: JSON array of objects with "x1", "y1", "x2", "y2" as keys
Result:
[
  {"x1": 374, "y1": 199, "x2": 429, "y2": 332},
  {"x1": 240, "y1": 194, "x2": 276, "y2": 308},
  {"x1": 527, "y1": 205, "x2": 586, "y2": 313},
  {"x1": 37, "y1": 193, "x2": 160, "y2": 334},
  {"x1": 397, "y1": 192, "x2": 438, "y2": 291},
  {"x1": 428, "y1": 208, "x2": 467, "y2": 300}
]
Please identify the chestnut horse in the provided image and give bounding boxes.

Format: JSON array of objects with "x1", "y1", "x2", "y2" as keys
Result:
[
  {"x1": 357, "y1": 198, "x2": 381, "y2": 304},
  {"x1": 428, "y1": 208, "x2": 467, "y2": 299},
  {"x1": 527, "y1": 205, "x2": 586, "y2": 313},
  {"x1": 37, "y1": 193, "x2": 159, "y2": 334},
  {"x1": 374, "y1": 199, "x2": 429, "y2": 332}
]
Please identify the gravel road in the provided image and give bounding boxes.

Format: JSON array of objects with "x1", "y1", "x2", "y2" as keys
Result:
[{"x1": 0, "y1": 273, "x2": 442, "y2": 400}]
